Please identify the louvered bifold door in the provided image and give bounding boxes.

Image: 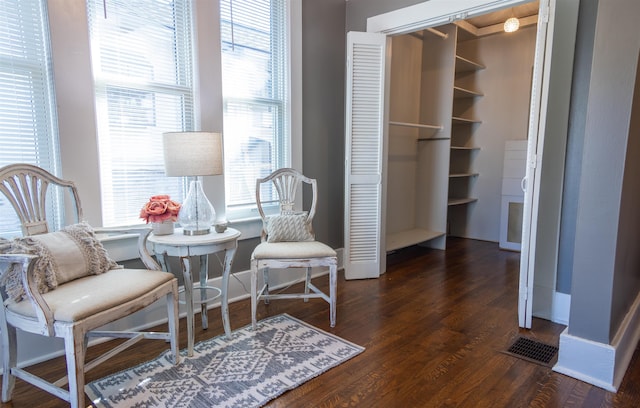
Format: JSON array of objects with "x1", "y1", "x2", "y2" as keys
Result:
[{"x1": 344, "y1": 32, "x2": 387, "y2": 280}]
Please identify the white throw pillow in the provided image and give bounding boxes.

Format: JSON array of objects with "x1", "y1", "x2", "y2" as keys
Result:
[{"x1": 265, "y1": 213, "x2": 314, "y2": 243}]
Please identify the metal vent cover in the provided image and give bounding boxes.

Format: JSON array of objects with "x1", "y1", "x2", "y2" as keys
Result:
[{"x1": 505, "y1": 336, "x2": 558, "y2": 366}]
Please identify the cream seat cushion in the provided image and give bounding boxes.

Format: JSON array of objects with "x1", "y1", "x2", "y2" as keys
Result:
[
  {"x1": 6, "y1": 268, "x2": 174, "y2": 323},
  {"x1": 252, "y1": 241, "x2": 336, "y2": 260}
]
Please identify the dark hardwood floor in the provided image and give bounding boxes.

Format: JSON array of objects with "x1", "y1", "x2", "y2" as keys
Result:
[{"x1": 2, "y1": 237, "x2": 640, "y2": 407}]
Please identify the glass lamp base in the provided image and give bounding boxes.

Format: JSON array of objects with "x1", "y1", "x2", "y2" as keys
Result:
[
  {"x1": 178, "y1": 179, "x2": 215, "y2": 236},
  {"x1": 183, "y1": 227, "x2": 211, "y2": 236}
]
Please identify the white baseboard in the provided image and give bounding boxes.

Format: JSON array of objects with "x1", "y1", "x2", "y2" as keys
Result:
[
  {"x1": 4, "y1": 247, "x2": 345, "y2": 371},
  {"x1": 553, "y1": 289, "x2": 640, "y2": 391},
  {"x1": 553, "y1": 328, "x2": 617, "y2": 391}
]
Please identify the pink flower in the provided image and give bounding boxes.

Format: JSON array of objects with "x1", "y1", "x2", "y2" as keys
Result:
[{"x1": 140, "y1": 195, "x2": 181, "y2": 223}]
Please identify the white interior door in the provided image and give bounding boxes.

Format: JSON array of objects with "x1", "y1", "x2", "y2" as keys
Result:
[
  {"x1": 344, "y1": 31, "x2": 388, "y2": 280},
  {"x1": 520, "y1": 0, "x2": 579, "y2": 327},
  {"x1": 518, "y1": 0, "x2": 554, "y2": 328}
]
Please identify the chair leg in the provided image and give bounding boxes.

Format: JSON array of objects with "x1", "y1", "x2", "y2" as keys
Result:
[
  {"x1": 329, "y1": 263, "x2": 337, "y2": 328},
  {"x1": 1, "y1": 323, "x2": 16, "y2": 403},
  {"x1": 251, "y1": 262, "x2": 258, "y2": 330},
  {"x1": 263, "y1": 267, "x2": 270, "y2": 304},
  {"x1": 166, "y1": 288, "x2": 180, "y2": 364},
  {"x1": 64, "y1": 329, "x2": 86, "y2": 408},
  {"x1": 304, "y1": 267, "x2": 311, "y2": 302}
]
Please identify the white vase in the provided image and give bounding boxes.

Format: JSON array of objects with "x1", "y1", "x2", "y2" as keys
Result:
[{"x1": 152, "y1": 220, "x2": 175, "y2": 235}]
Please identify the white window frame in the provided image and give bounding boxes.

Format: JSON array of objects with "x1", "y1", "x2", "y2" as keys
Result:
[
  {"x1": 0, "y1": 0, "x2": 62, "y2": 238},
  {"x1": 220, "y1": 0, "x2": 302, "y2": 225},
  {"x1": 86, "y1": 0, "x2": 195, "y2": 228},
  {"x1": 40, "y1": 0, "x2": 301, "y2": 243}
]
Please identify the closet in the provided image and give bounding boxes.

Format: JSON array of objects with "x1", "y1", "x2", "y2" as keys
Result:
[
  {"x1": 343, "y1": 7, "x2": 539, "y2": 280},
  {"x1": 384, "y1": 17, "x2": 537, "y2": 254}
]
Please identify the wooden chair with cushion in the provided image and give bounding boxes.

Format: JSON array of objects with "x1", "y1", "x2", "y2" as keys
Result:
[
  {"x1": 250, "y1": 168, "x2": 337, "y2": 329},
  {"x1": 0, "y1": 163, "x2": 180, "y2": 408}
]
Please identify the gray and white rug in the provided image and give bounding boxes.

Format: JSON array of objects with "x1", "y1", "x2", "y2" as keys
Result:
[{"x1": 86, "y1": 314, "x2": 364, "y2": 407}]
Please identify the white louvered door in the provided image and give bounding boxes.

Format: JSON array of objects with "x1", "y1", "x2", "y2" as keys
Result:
[{"x1": 344, "y1": 32, "x2": 388, "y2": 280}]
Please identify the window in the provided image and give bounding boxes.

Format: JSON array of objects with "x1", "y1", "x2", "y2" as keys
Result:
[
  {"x1": 86, "y1": 0, "x2": 194, "y2": 227},
  {"x1": 0, "y1": 0, "x2": 61, "y2": 237},
  {"x1": 220, "y1": 0, "x2": 290, "y2": 218}
]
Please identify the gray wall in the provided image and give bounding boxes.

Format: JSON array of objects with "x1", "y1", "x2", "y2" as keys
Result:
[
  {"x1": 346, "y1": 0, "x2": 424, "y2": 32},
  {"x1": 301, "y1": 0, "x2": 346, "y2": 249},
  {"x1": 614, "y1": 54, "x2": 640, "y2": 338},
  {"x1": 556, "y1": 0, "x2": 597, "y2": 294},
  {"x1": 568, "y1": 0, "x2": 640, "y2": 343}
]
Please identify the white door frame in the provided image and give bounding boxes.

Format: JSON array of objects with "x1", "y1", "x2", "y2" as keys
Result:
[{"x1": 363, "y1": 0, "x2": 554, "y2": 328}]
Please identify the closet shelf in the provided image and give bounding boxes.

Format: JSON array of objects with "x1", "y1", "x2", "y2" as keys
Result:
[
  {"x1": 418, "y1": 137, "x2": 450, "y2": 142},
  {"x1": 454, "y1": 86, "x2": 483, "y2": 98},
  {"x1": 449, "y1": 172, "x2": 479, "y2": 178},
  {"x1": 386, "y1": 228, "x2": 445, "y2": 252},
  {"x1": 452, "y1": 116, "x2": 481, "y2": 125},
  {"x1": 455, "y1": 55, "x2": 485, "y2": 73},
  {"x1": 389, "y1": 121, "x2": 443, "y2": 130},
  {"x1": 448, "y1": 197, "x2": 478, "y2": 206},
  {"x1": 451, "y1": 146, "x2": 481, "y2": 151}
]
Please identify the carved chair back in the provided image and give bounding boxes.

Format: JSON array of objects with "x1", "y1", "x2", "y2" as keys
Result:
[
  {"x1": 0, "y1": 163, "x2": 82, "y2": 236},
  {"x1": 255, "y1": 168, "x2": 318, "y2": 242}
]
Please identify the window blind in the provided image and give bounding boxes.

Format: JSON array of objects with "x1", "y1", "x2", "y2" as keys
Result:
[
  {"x1": 0, "y1": 0, "x2": 61, "y2": 237},
  {"x1": 86, "y1": 0, "x2": 194, "y2": 227},
  {"x1": 220, "y1": 0, "x2": 289, "y2": 216}
]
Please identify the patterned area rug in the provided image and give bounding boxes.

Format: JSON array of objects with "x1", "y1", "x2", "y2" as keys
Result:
[{"x1": 86, "y1": 314, "x2": 364, "y2": 407}]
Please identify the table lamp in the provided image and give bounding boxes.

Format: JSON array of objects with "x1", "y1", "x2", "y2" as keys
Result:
[{"x1": 163, "y1": 131, "x2": 223, "y2": 235}]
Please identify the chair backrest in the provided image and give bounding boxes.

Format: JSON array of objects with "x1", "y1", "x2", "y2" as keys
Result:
[
  {"x1": 0, "y1": 163, "x2": 82, "y2": 236},
  {"x1": 255, "y1": 168, "x2": 317, "y2": 242}
]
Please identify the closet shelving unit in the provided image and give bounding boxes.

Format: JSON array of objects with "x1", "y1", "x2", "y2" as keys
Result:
[
  {"x1": 386, "y1": 229, "x2": 446, "y2": 252},
  {"x1": 455, "y1": 54, "x2": 485, "y2": 73},
  {"x1": 448, "y1": 48, "x2": 484, "y2": 211},
  {"x1": 453, "y1": 86, "x2": 483, "y2": 99},
  {"x1": 386, "y1": 121, "x2": 447, "y2": 251},
  {"x1": 384, "y1": 25, "x2": 457, "y2": 253},
  {"x1": 389, "y1": 121, "x2": 446, "y2": 141},
  {"x1": 451, "y1": 116, "x2": 481, "y2": 125},
  {"x1": 389, "y1": 121, "x2": 442, "y2": 130}
]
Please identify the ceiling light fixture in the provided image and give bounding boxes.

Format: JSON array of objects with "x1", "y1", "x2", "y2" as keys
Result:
[{"x1": 504, "y1": 9, "x2": 520, "y2": 33}]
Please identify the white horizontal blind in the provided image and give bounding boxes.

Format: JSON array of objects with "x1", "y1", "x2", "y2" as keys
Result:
[
  {"x1": 220, "y1": 0, "x2": 289, "y2": 216},
  {"x1": 87, "y1": 0, "x2": 194, "y2": 227},
  {"x1": 0, "y1": 0, "x2": 61, "y2": 237}
]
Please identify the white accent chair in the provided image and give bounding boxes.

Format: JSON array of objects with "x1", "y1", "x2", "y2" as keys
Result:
[
  {"x1": 0, "y1": 163, "x2": 180, "y2": 408},
  {"x1": 250, "y1": 168, "x2": 337, "y2": 329}
]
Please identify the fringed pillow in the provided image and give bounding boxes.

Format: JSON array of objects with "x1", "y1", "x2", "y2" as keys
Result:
[
  {"x1": 265, "y1": 213, "x2": 314, "y2": 243},
  {"x1": 0, "y1": 222, "x2": 120, "y2": 302}
]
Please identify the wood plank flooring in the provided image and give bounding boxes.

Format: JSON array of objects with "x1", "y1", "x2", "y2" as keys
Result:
[{"x1": 2, "y1": 237, "x2": 640, "y2": 407}]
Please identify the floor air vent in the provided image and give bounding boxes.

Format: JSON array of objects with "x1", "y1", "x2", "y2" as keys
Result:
[{"x1": 505, "y1": 336, "x2": 558, "y2": 366}]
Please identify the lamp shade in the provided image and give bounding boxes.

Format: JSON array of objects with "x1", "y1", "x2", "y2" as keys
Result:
[{"x1": 163, "y1": 132, "x2": 224, "y2": 177}]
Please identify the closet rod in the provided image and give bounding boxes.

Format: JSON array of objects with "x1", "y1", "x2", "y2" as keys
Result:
[
  {"x1": 389, "y1": 121, "x2": 443, "y2": 130},
  {"x1": 426, "y1": 27, "x2": 448, "y2": 39}
]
